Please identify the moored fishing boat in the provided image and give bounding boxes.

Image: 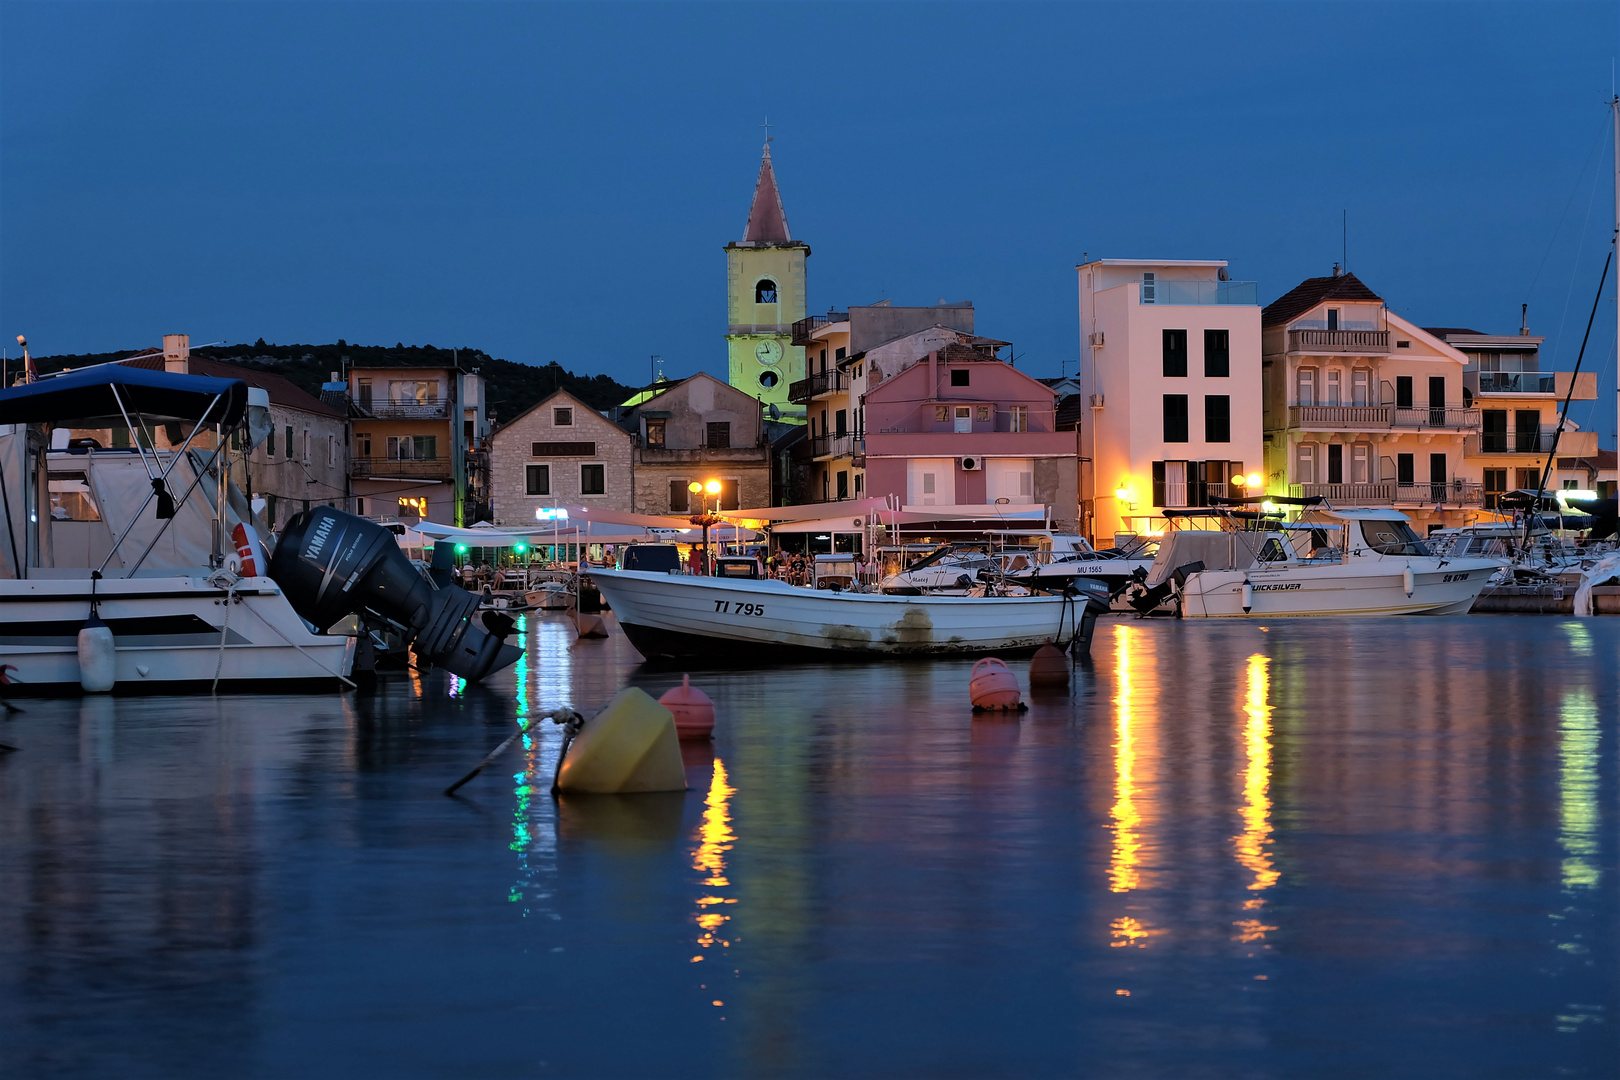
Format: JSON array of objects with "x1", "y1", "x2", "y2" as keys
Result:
[{"x1": 588, "y1": 567, "x2": 1108, "y2": 661}]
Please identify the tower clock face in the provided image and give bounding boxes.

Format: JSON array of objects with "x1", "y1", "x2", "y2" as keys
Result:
[{"x1": 755, "y1": 339, "x2": 783, "y2": 366}]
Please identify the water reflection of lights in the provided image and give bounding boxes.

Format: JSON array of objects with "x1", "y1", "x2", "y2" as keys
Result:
[
  {"x1": 690, "y1": 759, "x2": 739, "y2": 1018},
  {"x1": 1108, "y1": 627, "x2": 1160, "y2": 950},
  {"x1": 1109, "y1": 627, "x2": 1142, "y2": 894},
  {"x1": 1230, "y1": 653, "x2": 1280, "y2": 943},
  {"x1": 691, "y1": 758, "x2": 738, "y2": 968},
  {"x1": 1231, "y1": 653, "x2": 1280, "y2": 939},
  {"x1": 508, "y1": 615, "x2": 558, "y2": 918},
  {"x1": 1557, "y1": 689, "x2": 1599, "y2": 893}
]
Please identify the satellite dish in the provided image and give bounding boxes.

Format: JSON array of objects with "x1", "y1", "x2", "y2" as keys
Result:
[{"x1": 767, "y1": 403, "x2": 781, "y2": 420}]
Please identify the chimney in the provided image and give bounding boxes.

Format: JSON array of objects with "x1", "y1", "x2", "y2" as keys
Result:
[
  {"x1": 163, "y1": 333, "x2": 190, "y2": 374},
  {"x1": 1330, "y1": 263, "x2": 1342, "y2": 278},
  {"x1": 1520, "y1": 304, "x2": 1529, "y2": 336}
]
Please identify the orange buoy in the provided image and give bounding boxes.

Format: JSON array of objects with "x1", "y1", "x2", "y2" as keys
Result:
[
  {"x1": 969, "y1": 657, "x2": 1024, "y2": 711},
  {"x1": 1028, "y1": 643, "x2": 1070, "y2": 688},
  {"x1": 659, "y1": 673, "x2": 715, "y2": 740}
]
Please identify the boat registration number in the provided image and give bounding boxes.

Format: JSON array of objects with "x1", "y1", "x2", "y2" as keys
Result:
[
  {"x1": 713, "y1": 600, "x2": 766, "y2": 616},
  {"x1": 1442, "y1": 572, "x2": 1471, "y2": 583}
]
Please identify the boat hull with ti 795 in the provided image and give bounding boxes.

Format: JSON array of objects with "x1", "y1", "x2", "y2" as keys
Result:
[{"x1": 588, "y1": 568, "x2": 1108, "y2": 661}]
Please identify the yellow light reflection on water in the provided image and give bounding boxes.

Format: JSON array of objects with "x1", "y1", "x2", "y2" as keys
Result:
[
  {"x1": 1234, "y1": 654, "x2": 1279, "y2": 893},
  {"x1": 691, "y1": 758, "x2": 738, "y2": 971},
  {"x1": 1231, "y1": 653, "x2": 1280, "y2": 942},
  {"x1": 1558, "y1": 688, "x2": 1600, "y2": 892},
  {"x1": 1108, "y1": 626, "x2": 1161, "y2": 950},
  {"x1": 1109, "y1": 627, "x2": 1141, "y2": 894}
]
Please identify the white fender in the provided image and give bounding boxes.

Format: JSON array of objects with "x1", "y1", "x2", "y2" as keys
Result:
[
  {"x1": 1402, "y1": 565, "x2": 1415, "y2": 598},
  {"x1": 77, "y1": 615, "x2": 116, "y2": 693},
  {"x1": 1241, "y1": 578, "x2": 1253, "y2": 613}
]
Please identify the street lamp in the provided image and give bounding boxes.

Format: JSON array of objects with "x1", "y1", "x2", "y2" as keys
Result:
[{"x1": 688, "y1": 479, "x2": 724, "y2": 574}]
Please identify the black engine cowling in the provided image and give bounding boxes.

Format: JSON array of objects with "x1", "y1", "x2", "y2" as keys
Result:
[{"x1": 268, "y1": 508, "x2": 522, "y2": 682}]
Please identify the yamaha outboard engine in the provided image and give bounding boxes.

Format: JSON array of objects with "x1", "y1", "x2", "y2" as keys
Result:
[{"x1": 269, "y1": 507, "x2": 522, "y2": 682}]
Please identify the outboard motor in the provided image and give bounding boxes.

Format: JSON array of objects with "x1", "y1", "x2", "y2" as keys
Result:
[{"x1": 269, "y1": 507, "x2": 522, "y2": 682}]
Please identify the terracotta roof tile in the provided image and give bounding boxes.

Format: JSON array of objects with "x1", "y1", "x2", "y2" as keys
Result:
[
  {"x1": 742, "y1": 142, "x2": 792, "y2": 244},
  {"x1": 1262, "y1": 272, "x2": 1382, "y2": 327},
  {"x1": 122, "y1": 353, "x2": 342, "y2": 418}
]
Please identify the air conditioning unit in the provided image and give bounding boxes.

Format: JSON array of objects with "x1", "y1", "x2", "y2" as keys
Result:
[
  {"x1": 960, "y1": 456, "x2": 982, "y2": 472},
  {"x1": 1089, "y1": 331, "x2": 1105, "y2": 348}
]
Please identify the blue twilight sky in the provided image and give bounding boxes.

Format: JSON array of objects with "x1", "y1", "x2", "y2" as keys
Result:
[{"x1": 2, "y1": 1, "x2": 1617, "y2": 445}]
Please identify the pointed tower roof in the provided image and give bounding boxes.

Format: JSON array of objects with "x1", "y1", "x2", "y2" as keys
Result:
[{"x1": 742, "y1": 141, "x2": 792, "y2": 244}]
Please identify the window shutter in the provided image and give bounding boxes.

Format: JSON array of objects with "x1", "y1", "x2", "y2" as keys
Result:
[{"x1": 1151, "y1": 461, "x2": 1166, "y2": 508}]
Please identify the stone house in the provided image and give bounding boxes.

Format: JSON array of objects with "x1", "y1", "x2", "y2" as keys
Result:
[
  {"x1": 489, "y1": 389, "x2": 636, "y2": 524},
  {"x1": 623, "y1": 373, "x2": 773, "y2": 515}
]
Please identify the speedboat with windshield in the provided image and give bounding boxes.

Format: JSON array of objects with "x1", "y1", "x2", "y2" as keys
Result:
[{"x1": 1131, "y1": 498, "x2": 1498, "y2": 618}]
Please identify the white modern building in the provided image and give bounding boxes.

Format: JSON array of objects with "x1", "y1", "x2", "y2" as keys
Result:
[{"x1": 1077, "y1": 259, "x2": 1264, "y2": 545}]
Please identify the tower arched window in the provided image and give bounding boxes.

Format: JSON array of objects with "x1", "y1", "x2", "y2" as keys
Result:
[{"x1": 755, "y1": 279, "x2": 779, "y2": 304}]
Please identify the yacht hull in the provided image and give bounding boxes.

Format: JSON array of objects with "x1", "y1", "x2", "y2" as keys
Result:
[
  {"x1": 1180, "y1": 560, "x2": 1497, "y2": 618},
  {"x1": 589, "y1": 569, "x2": 1098, "y2": 662},
  {"x1": 0, "y1": 575, "x2": 355, "y2": 692}
]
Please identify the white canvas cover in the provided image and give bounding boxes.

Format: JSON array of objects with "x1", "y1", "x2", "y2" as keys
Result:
[
  {"x1": 0, "y1": 428, "x2": 25, "y2": 578},
  {"x1": 1145, "y1": 530, "x2": 1265, "y2": 587}
]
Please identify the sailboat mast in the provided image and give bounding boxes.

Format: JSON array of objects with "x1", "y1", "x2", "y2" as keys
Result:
[{"x1": 1612, "y1": 93, "x2": 1618, "y2": 467}]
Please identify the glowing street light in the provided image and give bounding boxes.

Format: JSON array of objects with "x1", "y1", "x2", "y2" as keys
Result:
[{"x1": 689, "y1": 480, "x2": 725, "y2": 575}]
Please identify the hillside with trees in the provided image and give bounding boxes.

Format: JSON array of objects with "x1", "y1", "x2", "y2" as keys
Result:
[{"x1": 22, "y1": 341, "x2": 639, "y2": 420}]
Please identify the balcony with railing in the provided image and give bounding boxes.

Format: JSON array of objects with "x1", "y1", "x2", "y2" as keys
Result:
[
  {"x1": 1140, "y1": 280, "x2": 1258, "y2": 306},
  {"x1": 810, "y1": 433, "x2": 860, "y2": 461},
  {"x1": 1288, "y1": 481, "x2": 1481, "y2": 506},
  {"x1": 1160, "y1": 483, "x2": 1229, "y2": 508},
  {"x1": 791, "y1": 311, "x2": 850, "y2": 345},
  {"x1": 788, "y1": 369, "x2": 847, "y2": 404},
  {"x1": 1464, "y1": 428, "x2": 1599, "y2": 457},
  {"x1": 1477, "y1": 371, "x2": 1556, "y2": 394},
  {"x1": 357, "y1": 399, "x2": 452, "y2": 420},
  {"x1": 1287, "y1": 329, "x2": 1390, "y2": 353},
  {"x1": 353, "y1": 456, "x2": 454, "y2": 480},
  {"x1": 1290, "y1": 405, "x2": 1393, "y2": 429},
  {"x1": 1391, "y1": 406, "x2": 1481, "y2": 431},
  {"x1": 1286, "y1": 403, "x2": 1479, "y2": 432}
]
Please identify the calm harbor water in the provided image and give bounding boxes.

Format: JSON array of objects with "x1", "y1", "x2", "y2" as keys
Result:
[{"x1": 1, "y1": 614, "x2": 1615, "y2": 1078}]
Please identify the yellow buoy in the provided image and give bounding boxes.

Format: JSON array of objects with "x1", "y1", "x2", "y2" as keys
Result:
[{"x1": 554, "y1": 686, "x2": 689, "y2": 794}]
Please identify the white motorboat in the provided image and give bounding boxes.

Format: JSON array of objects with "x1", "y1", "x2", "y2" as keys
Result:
[
  {"x1": 996, "y1": 533, "x2": 1157, "y2": 597},
  {"x1": 0, "y1": 366, "x2": 355, "y2": 692},
  {"x1": 1145, "y1": 508, "x2": 1499, "y2": 618},
  {"x1": 588, "y1": 567, "x2": 1108, "y2": 661},
  {"x1": 1, "y1": 366, "x2": 522, "y2": 692},
  {"x1": 525, "y1": 580, "x2": 573, "y2": 611},
  {"x1": 0, "y1": 571, "x2": 355, "y2": 689}
]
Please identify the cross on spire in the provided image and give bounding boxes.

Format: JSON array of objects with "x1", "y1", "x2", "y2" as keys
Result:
[{"x1": 761, "y1": 115, "x2": 773, "y2": 144}]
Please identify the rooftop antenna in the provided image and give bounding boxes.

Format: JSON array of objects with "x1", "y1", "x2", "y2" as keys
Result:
[{"x1": 1342, "y1": 209, "x2": 1347, "y2": 272}]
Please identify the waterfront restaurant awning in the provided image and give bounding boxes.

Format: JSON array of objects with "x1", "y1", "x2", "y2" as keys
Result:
[{"x1": 411, "y1": 520, "x2": 694, "y2": 547}]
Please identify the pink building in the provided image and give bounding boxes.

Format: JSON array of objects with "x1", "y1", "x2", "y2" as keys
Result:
[{"x1": 862, "y1": 345, "x2": 1080, "y2": 527}]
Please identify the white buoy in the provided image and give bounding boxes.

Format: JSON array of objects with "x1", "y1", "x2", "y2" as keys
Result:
[
  {"x1": 1241, "y1": 578, "x2": 1253, "y2": 613},
  {"x1": 78, "y1": 612, "x2": 116, "y2": 693},
  {"x1": 1402, "y1": 565, "x2": 1415, "y2": 599}
]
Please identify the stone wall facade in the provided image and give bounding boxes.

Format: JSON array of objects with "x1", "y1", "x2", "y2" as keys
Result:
[{"x1": 489, "y1": 390, "x2": 636, "y2": 525}]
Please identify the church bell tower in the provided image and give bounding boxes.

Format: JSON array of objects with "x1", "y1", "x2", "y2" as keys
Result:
[{"x1": 725, "y1": 139, "x2": 808, "y2": 419}]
